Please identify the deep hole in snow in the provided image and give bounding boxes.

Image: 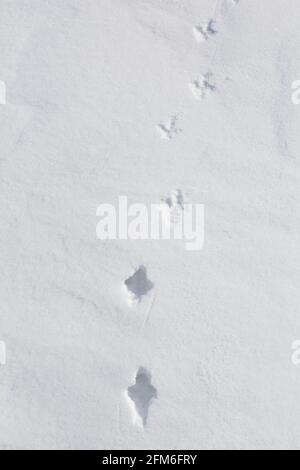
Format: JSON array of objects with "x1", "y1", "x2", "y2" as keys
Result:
[
  {"x1": 127, "y1": 367, "x2": 157, "y2": 427},
  {"x1": 124, "y1": 266, "x2": 154, "y2": 303}
]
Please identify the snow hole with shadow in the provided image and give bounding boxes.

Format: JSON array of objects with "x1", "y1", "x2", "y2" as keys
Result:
[
  {"x1": 124, "y1": 266, "x2": 154, "y2": 305},
  {"x1": 126, "y1": 367, "x2": 157, "y2": 428}
]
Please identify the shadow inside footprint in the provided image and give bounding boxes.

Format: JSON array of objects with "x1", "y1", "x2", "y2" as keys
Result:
[
  {"x1": 165, "y1": 189, "x2": 184, "y2": 210},
  {"x1": 127, "y1": 367, "x2": 157, "y2": 427},
  {"x1": 194, "y1": 20, "x2": 217, "y2": 42},
  {"x1": 124, "y1": 266, "x2": 154, "y2": 304}
]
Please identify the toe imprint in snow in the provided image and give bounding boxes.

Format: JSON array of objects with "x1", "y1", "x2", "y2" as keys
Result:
[
  {"x1": 193, "y1": 20, "x2": 217, "y2": 43},
  {"x1": 156, "y1": 116, "x2": 181, "y2": 140},
  {"x1": 126, "y1": 367, "x2": 157, "y2": 427},
  {"x1": 189, "y1": 73, "x2": 216, "y2": 101},
  {"x1": 124, "y1": 266, "x2": 154, "y2": 305}
]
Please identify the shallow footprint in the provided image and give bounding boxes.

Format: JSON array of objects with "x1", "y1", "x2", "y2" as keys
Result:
[
  {"x1": 127, "y1": 367, "x2": 157, "y2": 427},
  {"x1": 189, "y1": 73, "x2": 216, "y2": 101},
  {"x1": 193, "y1": 20, "x2": 217, "y2": 43},
  {"x1": 156, "y1": 115, "x2": 181, "y2": 140},
  {"x1": 163, "y1": 189, "x2": 186, "y2": 225}
]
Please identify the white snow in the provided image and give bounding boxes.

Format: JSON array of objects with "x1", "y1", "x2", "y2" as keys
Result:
[{"x1": 1, "y1": 0, "x2": 300, "y2": 450}]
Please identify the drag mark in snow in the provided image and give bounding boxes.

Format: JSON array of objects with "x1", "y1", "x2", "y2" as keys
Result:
[
  {"x1": 193, "y1": 20, "x2": 217, "y2": 43},
  {"x1": 156, "y1": 116, "x2": 182, "y2": 140},
  {"x1": 189, "y1": 73, "x2": 216, "y2": 101},
  {"x1": 126, "y1": 367, "x2": 157, "y2": 427},
  {"x1": 142, "y1": 292, "x2": 156, "y2": 329},
  {"x1": 124, "y1": 266, "x2": 154, "y2": 305}
]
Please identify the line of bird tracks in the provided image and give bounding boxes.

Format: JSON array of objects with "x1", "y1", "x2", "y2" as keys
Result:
[{"x1": 124, "y1": 0, "x2": 240, "y2": 430}]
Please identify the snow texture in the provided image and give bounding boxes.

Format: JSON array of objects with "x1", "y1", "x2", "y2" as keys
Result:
[{"x1": 1, "y1": 0, "x2": 300, "y2": 450}]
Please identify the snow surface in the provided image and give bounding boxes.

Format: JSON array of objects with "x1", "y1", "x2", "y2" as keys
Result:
[{"x1": 1, "y1": 0, "x2": 300, "y2": 450}]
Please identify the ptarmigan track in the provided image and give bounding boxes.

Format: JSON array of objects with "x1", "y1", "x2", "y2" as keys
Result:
[{"x1": 125, "y1": 0, "x2": 240, "y2": 428}]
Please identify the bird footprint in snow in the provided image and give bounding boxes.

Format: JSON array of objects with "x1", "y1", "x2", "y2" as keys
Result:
[
  {"x1": 156, "y1": 116, "x2": 182, "y2": 140},
  {"x1": 124, "y1": 266, "x2": 154, "y2": 305},
  {"x1": 126, "y1": 368, "x2": 157, "y2": 427},
  {"x1": 189, "y1": 73, "x2": 216, "y2": 101},
  {"x1": 163, "y1": 189, "x2": 186, "y2": 225},
  {"x1": 193, "y1": 20, "x2": 217, "y2": 43}
]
